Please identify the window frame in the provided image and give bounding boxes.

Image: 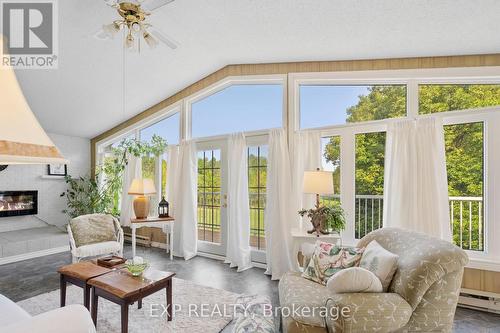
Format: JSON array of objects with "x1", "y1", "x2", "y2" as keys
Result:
[
  {"x1": 93, "y1": 67, "x2": 500, "y2": 270},
  {"x1": 95, "y1": 103, "x2": 182, "y2": 209},
  {"x1": 185, "y1": 75, "x2": 287, "y2": 141},
  {"x1": 290, "y1": 67, "x2": 500, "y2": 270},
  {"x1": 246, "y1": 134, "x2": 269, "y2": 263}
]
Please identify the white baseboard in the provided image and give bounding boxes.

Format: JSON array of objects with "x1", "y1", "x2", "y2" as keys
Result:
[{"x1": 0, "y1": 246, "x2": 69, "y2": 265}]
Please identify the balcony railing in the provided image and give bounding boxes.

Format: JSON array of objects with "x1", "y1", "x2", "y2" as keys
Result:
[
  {"x1": 449, "y1": 196, "x2": 483, "y2": 251},
  {"x1": 327, "y1": 194, "x2": 484, "y2": 251},
  {"x1": 198, "y1": 192, "x2": 484, "y2": 252}
]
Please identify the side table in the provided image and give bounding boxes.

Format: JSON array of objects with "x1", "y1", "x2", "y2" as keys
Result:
[
  {"x1": 58, "y1": 261, "x2": 112, "y2": 310},
  {"x1": 131, "y1": 216, "x2": 175, "y2": 260}
]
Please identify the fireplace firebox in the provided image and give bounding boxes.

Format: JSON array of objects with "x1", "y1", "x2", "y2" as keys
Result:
[{"x1": 0, "y1": 191, "x2": 38, "y2": 218}]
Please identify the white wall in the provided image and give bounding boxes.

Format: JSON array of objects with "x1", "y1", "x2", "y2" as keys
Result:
[{"x1": 0, "y1": 133, "x2": 90, "y2": 232}]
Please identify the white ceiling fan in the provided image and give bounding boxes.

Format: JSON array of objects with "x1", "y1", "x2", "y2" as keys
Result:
[{"x1": 95, "y1": 0, "x2": 179, "y2": 51}]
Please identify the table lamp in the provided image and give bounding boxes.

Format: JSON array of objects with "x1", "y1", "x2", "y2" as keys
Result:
[
  {"x1": 303, "y1": 168, "x2": 334, "y2": 209},
  {"x1": 128, "y1": 178, "x2": 156, "y2": 219}
]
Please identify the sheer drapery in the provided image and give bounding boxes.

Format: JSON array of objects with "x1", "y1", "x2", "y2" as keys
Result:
[
  {"x1": 224, "y1": 133, "x2": 252, "y2": 271},
  {"x1": 264, "y1": 129, "x2": 294, "y2": 280},
  {"x1": 291, "y1": 131, "x2": 322, "y2": 230},
  {"x1": 172, "y1": 140, "x2": 199, "y2": 259},
  {"x1": 120, "y1": 154, "x2": 142, "y2": 227},
  {"x1": 165, "y1": 145, "x2": 179, "y2": 218},
  {"x1": 383, "y1": 118, "x2": 451, "y2": 241}
]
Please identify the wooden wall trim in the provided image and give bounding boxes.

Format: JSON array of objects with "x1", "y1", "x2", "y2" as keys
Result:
[{"x1": 90, "y1": 53, "x2": 500, "y2": 170}]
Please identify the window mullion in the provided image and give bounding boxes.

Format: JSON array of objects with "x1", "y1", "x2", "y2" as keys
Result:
[
  {"x1": 340, "y1": 131, "x2": 356, "y2": 245},
  {"x1": 407, "y1": 80, "x2": 419, "y2": 118}
]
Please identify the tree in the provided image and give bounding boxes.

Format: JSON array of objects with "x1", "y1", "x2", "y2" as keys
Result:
[{"x1": 323, "y1": 84, "x2": 500, "y2": 249}]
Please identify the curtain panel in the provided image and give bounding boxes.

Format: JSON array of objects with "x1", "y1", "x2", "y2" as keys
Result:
[
  {"x1": 264, "y1": 129, "x2": 294, "y2": 280},
  {"x1": 120, "y1": 154, "x2": 142, "y2": 227},
  {"x1": 291, "y1": 131, "x2": 322, "y2": 230},
  {"x1": 224, "y1": 133, "x2": 252, "y2": 271},
  {"x1": 172, "y1": 140, "x2": 198, "y2": 260},
  {"x1": 383, "y1": 118, "x2": 451, "y2": 241}
]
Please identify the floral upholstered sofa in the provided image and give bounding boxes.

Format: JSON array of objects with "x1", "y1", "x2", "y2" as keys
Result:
[{"x1": 279, "y1": 228, "x2": 468, "y2": 333}]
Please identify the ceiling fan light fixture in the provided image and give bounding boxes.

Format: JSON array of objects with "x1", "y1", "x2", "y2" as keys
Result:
[
  {"x1": 102, "y1": 21, "x2": 121, "y2": 38},
  {"x1": 143, "y1": 31, "x2": 159, "y2": 48},
  {"x1": 125, "y1": 33, "x2": 135, "y2": 48}
]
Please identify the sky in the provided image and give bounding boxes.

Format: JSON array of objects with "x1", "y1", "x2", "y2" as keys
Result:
[
  {"x1": 137, "y1": 84, "x2": 370, "y2": 157},
  {"x1": 300, "y1": 85, "x2": 370, "y2": 129},
  {"x1": 140, "y1": 112, "x2": 180, "y2": 145},
  {"x1": 191, "y1": 84, "x2": 283, "y2": 138}
]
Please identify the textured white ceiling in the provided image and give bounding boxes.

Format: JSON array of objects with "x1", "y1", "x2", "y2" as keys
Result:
[{"x1": 14, "y1": 0, "x2": 500, "y2": 138}]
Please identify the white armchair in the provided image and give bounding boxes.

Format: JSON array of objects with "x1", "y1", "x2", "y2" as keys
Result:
[
  {"x1": 1, "y1": 294, "x2": 95, "y2": 333},
  {"x1": 68, "y1": 214, "x2": 124, "y2": 263}
]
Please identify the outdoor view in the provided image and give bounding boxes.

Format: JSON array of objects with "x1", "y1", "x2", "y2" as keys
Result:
[
  {"x1": 196, "y1": 147, "x2": 268, "y2": 250},
  {"x1": 321, "y1": 84, "x2": 500, "y2": 249},
  {"x1": 102, "y1": 84, "x2": 499, "y2": 252}
]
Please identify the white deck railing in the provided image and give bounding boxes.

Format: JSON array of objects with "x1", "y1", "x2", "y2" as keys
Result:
[
  {"x1": 325, "y1": 194, "x2": 484, "y2": 251},
  {"x1": 449, "y1": 196, "x2": 483, "y2": 251}
]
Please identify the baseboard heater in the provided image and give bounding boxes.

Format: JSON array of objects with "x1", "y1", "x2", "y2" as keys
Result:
[
  {"x1": 123, "y1": 233, "x2": 151, "y2": 247},
  {"x1": 459, "y1": 288, "x2": 500, "y2": 314}
]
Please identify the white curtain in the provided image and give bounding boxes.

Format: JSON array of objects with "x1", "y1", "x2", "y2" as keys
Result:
[
  {"x1": 165, "y1": 145, "x2": 180, "y2": 218},
  {"x1": 291, "y1": 131, "x2": 322, "y2": 230},
  {"x1": 383, "y1": 117, "x2": 451, "y2": 241},
  {"x1": 172, "y1": 140, "x2": 198, "y2": 259},
  {"x1": 120, "y1": 154, "x2": 142, "y2": 227},
  {"x1": 264, "y1": 129, "x2": 294, "y2": 280},
  {"x1": 224, "y1": 133, "x2": 252, "y2": 271},
  {"x1": 164, "y1": 145, "x2": 180, "y2": 243}
]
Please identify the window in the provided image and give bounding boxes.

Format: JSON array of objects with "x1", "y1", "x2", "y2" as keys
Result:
[
  {"x1": 300, "y1": 85, "x2": 406, "y2": 129},
  {"x1": 140, "y1": 113, "x2": 180, "y2": 145},
  {"x1": 248, "y1": 145, "x2": 268, "y2": 250},
  {"x1": 139, "y1": 113, "x2": 180, "y2": 197},
  {"x1": 355, "y1": 132, "x2": 385, "y2": 239},
  {"x1": 445, "y1": 122, "x2": 484, "y2": 251},
  {"x1": 191, "y1": 84, "x2": 283, "y2": 138},
  {"x1": 419, "y1": 84, "x2": 500, "y2": 114},
  {"x1": 197, "y1": 150, "x2": 222, "y2": 243},
  {"x1": 321, "y1": 136, "x2": 340, "y2": 207}
]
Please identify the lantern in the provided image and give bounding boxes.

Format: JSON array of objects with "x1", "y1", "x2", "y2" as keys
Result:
[{"x1": 158, "y1": 196, "x2": 169, "y2": 218}]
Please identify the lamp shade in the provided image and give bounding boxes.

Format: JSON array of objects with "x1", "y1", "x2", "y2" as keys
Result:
[
  {"x1": 0, "y1": 35, "x2": 66, "y2": 164},
  {"x1": 128, "y1": 178, "x2": 156, "y2": 195},
  {"x1": 303, "y1": 170, "x2": 334, "y2": 195}
]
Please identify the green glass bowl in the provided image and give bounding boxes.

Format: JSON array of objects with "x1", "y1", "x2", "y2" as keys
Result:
[{"x1": 125, "y1": 260, "x2": 149, "y2": 276}]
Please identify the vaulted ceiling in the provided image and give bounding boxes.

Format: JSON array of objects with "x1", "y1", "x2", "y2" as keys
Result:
[{"x1": 14, "y1": 0, "x2": 500, "y2": 138}]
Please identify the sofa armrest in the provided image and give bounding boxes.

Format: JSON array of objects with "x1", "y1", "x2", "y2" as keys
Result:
[
  {"x1": 325, "y1": 293, "x2": 412, "y2": 333},
  {"x1": 6, "y1": 305, "x2": 96, "y2": 333}
]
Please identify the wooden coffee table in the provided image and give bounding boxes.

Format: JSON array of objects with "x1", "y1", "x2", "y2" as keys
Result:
[
  {"x1": 88, "y1": 269, "x2": 175, "y2": 333},
  {"x1": 58, "y1": 261, "x2": 112, "y2": 310}
]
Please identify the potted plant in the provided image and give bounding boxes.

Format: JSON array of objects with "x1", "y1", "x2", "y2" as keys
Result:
[{"x1": 299, "y1": 202, "x2": 346, "y2": 235}]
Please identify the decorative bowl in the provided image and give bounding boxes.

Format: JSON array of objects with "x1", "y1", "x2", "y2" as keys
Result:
[{"x1": 125, "y1": 260, "x2": 149, "y2": 276}]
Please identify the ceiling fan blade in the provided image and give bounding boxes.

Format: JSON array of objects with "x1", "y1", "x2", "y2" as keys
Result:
[
  {"x1": 141, "y1": 0, "x2": 174, "y2": 12},
  {"x1": 149, "y1": 27, "x2": 178, "y2": 50}
]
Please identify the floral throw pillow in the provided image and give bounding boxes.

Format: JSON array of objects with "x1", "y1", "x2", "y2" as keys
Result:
[{"x1": 301, "y1": 241, "x2": 364, "y2": 285}]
